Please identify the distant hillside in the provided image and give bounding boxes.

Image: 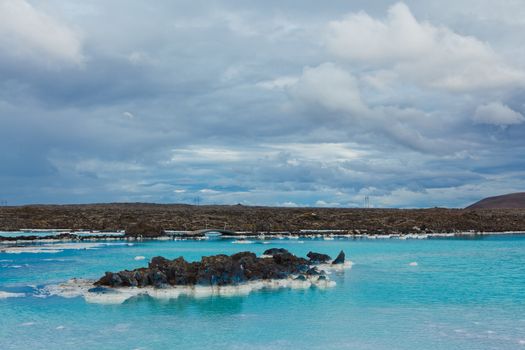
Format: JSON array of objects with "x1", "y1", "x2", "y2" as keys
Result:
[
  {"x1": 467, "y1": 192, "x2": 525, "y2": 209},
  {"x1": 0, "y1": 203, "x2": 525, "y2": 233}
]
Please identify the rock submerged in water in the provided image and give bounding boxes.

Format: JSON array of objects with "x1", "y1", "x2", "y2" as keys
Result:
[{"x1": 95, "y1": 249, "x2": 345, "y2": 288}]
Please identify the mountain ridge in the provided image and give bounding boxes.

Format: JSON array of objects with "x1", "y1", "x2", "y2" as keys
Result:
[{"x1": 467, "y1": 192, "x2": 525, "y2": 209}]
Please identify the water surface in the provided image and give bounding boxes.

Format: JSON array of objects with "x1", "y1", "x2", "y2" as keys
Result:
[{"x1": 1, "y1": 235, "x2": 524, "y2": 349}]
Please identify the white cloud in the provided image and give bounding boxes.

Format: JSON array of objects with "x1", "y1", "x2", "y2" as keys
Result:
[
  {"x1": 216, "y1": 11, "x2": 259, "y2": 37},
  {"x1": 326, "y1": 2, "x2": 525, "y2": 91},
  {"x1": 199, "y1": 188, "x2": 220, "y2": 194},
  {"x1": 167, "y1": 147, "x2": 257, "y2": 164},
  {"x1": 257, "y1": 76, "x2": 299, "y2": 90},
  {"x1": 266, "y1": 142, "x2": 365, "y2": 162},
  {"x1": 0, "y1": 0, "x2": 83, "y2": 68},
  {"x1": 292, "y1": 62, "x2": 367, "y2": 113},
  {"x1": 315, "y1": 200, "x2": 340, "y2": 207},
  {"x1": 48, "y1": 158, "x2": 144, "y2": 179},
  {"x1": 165, "y1": 142, "x2": 366, "y2": 169},
  {"x1": 122, "y1": 111, "x2": 134, "y2": 119},
  {"x1": 127, "y1": 51, "x2": 153, "y2": 65},
  {"x1": 327, "y1": 3, "x2": 431, "y2": 63},
  {"x1": 473, "y1": 102, "x2": 525, "y2": 126},
  {"x1": 288, "y1": 62, "x2": 458, "y2": 154}
]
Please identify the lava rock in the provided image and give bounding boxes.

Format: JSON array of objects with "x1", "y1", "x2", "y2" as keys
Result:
[
  {"x1": 133, "y1": 269, "x2": 150, "y2": 287},
  {"x1": 306, "y1": 251, "x2": 332, "y2": 264},
  {"x1": 94, "y1": 249, "x2": 338, "y2": 288},
  {"x1": 231, "y1": 251, "x2": 257, "y2": 261},
  {"x1": 125, "y1": 222, "x2": 166, "y2": 237},
  {"x1": 332, "y1": 250, "x2": 345, "y2": 264},
  {"x1": 149, "y1": 256, "x2": 171, "y2": 269},
  {"x1": 118, "y1": 270, "x2": 139, "y2": 287},
  {"x1": 306, "y1": 267, "x2": 320, "y2": 275},
  {"x1": 196, "y1": 254, "x2": 236, "y2": 285},
  {"x1": 262, "y1": 248, "x2": 289, "y2": 256},
  {"x1": 147, "y1": 270, "x2": 168, "y2": 288}
]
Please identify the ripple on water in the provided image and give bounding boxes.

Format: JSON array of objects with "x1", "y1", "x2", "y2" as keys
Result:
[{"x1": 0, "y1": 291, "x2": 25, "y2": 299}]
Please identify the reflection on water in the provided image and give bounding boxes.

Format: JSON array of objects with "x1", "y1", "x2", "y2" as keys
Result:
[{"x1": 122, "y1": 293, "x2": 247, "y2": 316}]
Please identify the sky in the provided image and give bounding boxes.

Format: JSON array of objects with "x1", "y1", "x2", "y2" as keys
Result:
[{"x1": 0, "y1": 0, "x2": 524, "y2": 208}]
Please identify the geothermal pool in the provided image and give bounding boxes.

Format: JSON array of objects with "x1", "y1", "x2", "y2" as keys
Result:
[{"x1": 1, "y1": 235, "x2": 524, "y2": 349}]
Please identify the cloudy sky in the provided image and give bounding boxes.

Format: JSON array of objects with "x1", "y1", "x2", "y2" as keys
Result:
[{"x1": 1, "y1": 0, "x2": 524, "y2": 207}]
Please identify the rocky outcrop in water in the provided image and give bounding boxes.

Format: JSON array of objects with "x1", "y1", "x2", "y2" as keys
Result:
[
  {"x1": 307, "y1": 251, "x2": 332, "y2": 264},
  {"x1": 95, "y1": 249, "x2": 342, "y2": 288},
  {"x1": 332, "y1": 250, "x2": 345, "y2": 264}
]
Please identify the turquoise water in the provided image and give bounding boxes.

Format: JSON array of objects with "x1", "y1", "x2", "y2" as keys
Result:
[{"x1": 1, "y1": 235, "x2": 525, "y2": 349}]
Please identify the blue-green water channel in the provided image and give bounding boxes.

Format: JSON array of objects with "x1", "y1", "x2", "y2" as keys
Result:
[{"x1": 1, "y1": 235, "x2": 524, "y2": 349}]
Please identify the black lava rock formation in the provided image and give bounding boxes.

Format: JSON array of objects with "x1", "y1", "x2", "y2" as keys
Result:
[{"x1": 95, "y1": 249, "x2": 343, "y2": 288}]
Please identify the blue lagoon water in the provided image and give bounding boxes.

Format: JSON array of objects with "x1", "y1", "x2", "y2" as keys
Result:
[{"x1": 1, "y1": 235, "x2": 524, "y2": 349}]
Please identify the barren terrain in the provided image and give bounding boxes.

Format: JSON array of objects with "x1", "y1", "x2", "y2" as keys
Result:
[{"x1": 1, "y1": 204, "x2": 524, "y2": 234}]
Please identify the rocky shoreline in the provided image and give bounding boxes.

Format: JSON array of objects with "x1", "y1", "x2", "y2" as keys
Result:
[{"x1": 2, "y1": 230, "x2": 525, "y2": 245}]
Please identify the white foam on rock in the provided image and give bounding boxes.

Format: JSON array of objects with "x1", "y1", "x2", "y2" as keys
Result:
[
  {"x1": 409, "y1": 262, "x2": 418, "y2": 266},
  {"x1": 134, "y1": 256, "x2": 146, "y2": 261},
  {"x1": 45, "y1": 274, "x2": 340, "y2": 305},
  {"x1": 85, "y1": 290, "x2": 138, "y2": 304},
  {"x1": 0, "y1": 291, "x2": 25, "y2": 299},
  {"x1": 44, "y1": 279, "x2": 88, "y2": 298},
  {"x1": 316, "y1": 261, "x2": 353, "y2": 272}
]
